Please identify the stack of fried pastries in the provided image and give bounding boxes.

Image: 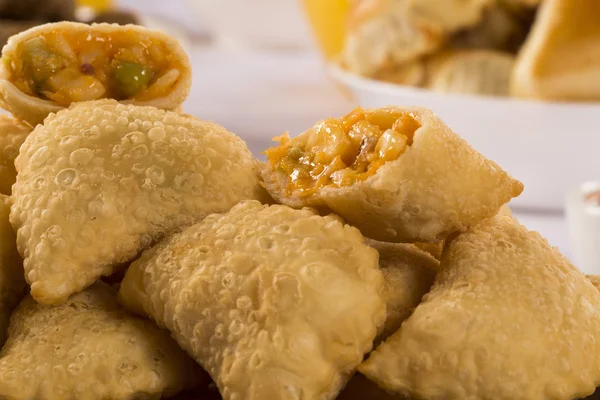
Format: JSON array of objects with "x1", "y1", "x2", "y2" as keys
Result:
[{"x1": 0, "y1": 21, "x2": 598, "y2": 400}]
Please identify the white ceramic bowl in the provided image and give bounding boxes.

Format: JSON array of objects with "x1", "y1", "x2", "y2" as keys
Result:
[
  {"x1": 328, "y1": 62, "x2": 600, "y2": 211},
  {"x1": 566, "y1": 182, "x2": 600, "y2": 275}
]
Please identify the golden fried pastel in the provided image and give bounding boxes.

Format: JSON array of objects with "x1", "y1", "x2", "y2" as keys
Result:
[
  {"x1": 0, "y1": 115, "x2": 31, "y2": 195},
  {"x1": 0, "y1": 22, "x2": 192, "y2": 125},
  {"x1": 262, "y1": 106, "x2": 523, "y2": 243},
  {"x1": 10, "y1": 100, "x2": 262, "y2": 304},
  {"x1": 119, "y1": 201, "x2": 386, "y2": 400},
  {"x1": 360, "y1": 216, "x2": 600, "y2": 400},
  {"x1": 0, "y1": 282, "x2": 202, "y2": 400}
]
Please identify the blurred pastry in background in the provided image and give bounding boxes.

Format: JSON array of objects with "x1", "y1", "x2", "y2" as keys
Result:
[
  {"x1": 511, "y1": 0, "x2": 600, "y2": 101},
  {"x1": 450, "y1": 2, "x2": 532, "y2": 53},
  {"x1": 426, "y1": 50, "x2": 515, "y2": 96},
  {"x1": 405, "y1": 0, "x2": 491, "y2": 32},
  {"x1": 0, "y1": 0, "x2": 75, "y2": 22},
  {"x1": 373, "y1": 60, "x2": 426, "y2": 86},
  {"x1": 342, "y1": 0, "x2": 444, "y2": 76}
]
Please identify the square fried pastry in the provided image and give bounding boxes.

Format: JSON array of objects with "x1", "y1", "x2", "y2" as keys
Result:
[
  {"x1": 0, "y1": 194, "x2": 25, "y2": 346},
  {"x1": 360, "y1": 216, "x2": 600, "y2": 400},
  {"x1": 0, "y1": 22, "x2": 192, "y2": 126},
  {"x1": 119, "y1": 201, "x2": 386, "y2": 400},
  {"x1": 0, "y1": 115, "x2": 31, "y2": 195},
  {"x1": 262, "y1": 106, "x2": 523, "y2": 243},
  {"x1": 10, "y1": 100, "x2": 263, "y2": 305},
  {"x1": 366, "y1": 239, "x2": 437, "y2": 346},
  {"x1": 511, "y1": 0, "x2": 600, "y2": 100},
  {"x1": 0, "y1": 282, "x2": 203, "y2": 400}
]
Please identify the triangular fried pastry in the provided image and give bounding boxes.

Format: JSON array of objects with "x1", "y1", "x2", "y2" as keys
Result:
[
  {"x1": 360, "y1": 216, "x2": 600, "y2": 400},
  {"x1": 0, "y1": 282, "x2": 203, "y2": 400},
  {"x1": 119, "y1": 201, "x2": 386, "y2": 400},
  {"x1": 511, "y1": 0, "x2": 600, "y2": 100},
  {"x1": 10, "y1": 100, "x2": 263, "y2": 305},
  {"x1": 262, "y1": 106, "x2": 523, "y2": 243}
]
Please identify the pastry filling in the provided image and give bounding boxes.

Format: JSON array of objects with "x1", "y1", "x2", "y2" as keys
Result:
[
  {"x1": 265, "y1": 107, "x2": 420, "y2": 196},
  {"x1": 4, "y1": 30, "x2": 183, "y2": 106}
]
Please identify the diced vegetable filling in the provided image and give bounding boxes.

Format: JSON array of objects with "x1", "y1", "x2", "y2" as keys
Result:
[
  {"x1": 265, "y1": 107, "x2": 421, "y2": 196},
  {"x1": 4, "y1": 30, "x2": 182, "y2": 105}
]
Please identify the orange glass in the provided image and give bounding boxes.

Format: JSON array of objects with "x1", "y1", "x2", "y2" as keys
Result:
[
  {"x1": 76, "y1": 0, "x2": 113, "y2": 12},
  {"x1": 302, "y1": 0, "x2": 349, "y2": 59}
]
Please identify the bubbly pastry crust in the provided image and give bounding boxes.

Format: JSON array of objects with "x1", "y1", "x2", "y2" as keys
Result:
[
  {"x1": 0, "y1": 282, "x2": 202, "y2": 400},
  {"x1": 0, "y1": 195, "x2": 25, "y2": 347},
  {"x1": 426, "y1": 50, "x2": 515, "y2": 96},
  {"x1": 0, "y1": 115, "x2": 31, "y2": 194},
  {"x1": 366, "y1": 239, "x2": 437, "y2": 345},
  {"x1": 360, "y1": 216, "x2": 600, "y2": 400},
  {"x1": 262, "y1": 106, "x2": 523, "y2": 243},
  {"x1": 511, "y1": 0, "x2": 600, "y2": 100},
  {"x1": 588, "y1": 275, "x2": 600, "y2": 291},
  {"x1": 0, "y1": 22, "x2": 192, "y2": 126},
  {"x1": 118, "y1": 201, "x2": 386, "y2": 400},
  {"x1": 10, "y1": 100, "x2": 262, "y2": 305}
]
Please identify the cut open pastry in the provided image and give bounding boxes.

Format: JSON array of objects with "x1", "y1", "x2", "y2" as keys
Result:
[
  {"x1": 262, "y1": 106, "x2": 523, "y2": 243},
  {"x1": 119, "y1": 201, "x2": 386, "y2": 400},
  {"x1": 511, "y1": 0, "x2": 600, "y2": 101},
  {"x1": 0, "y1": 282, "x2": 203, "y2": 400},
  {"x1": 360, "y1": 216, "x2": 600, "y2": 400},
  {"x1": 0, "y1": 22, "x2": 192, "y2": 125}
]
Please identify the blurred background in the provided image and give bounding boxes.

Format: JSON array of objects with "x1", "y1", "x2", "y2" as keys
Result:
[{"x1": 3, "y1": 0, "x2": 597, "y2": 266}]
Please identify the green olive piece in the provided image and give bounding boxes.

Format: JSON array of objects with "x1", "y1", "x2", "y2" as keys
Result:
[
  {"x1": 21, "y1": 37, "x2": 65, "y2": 88},
  {"x1": 113, "y1": 61, "x2": 152, "y2": 98}
]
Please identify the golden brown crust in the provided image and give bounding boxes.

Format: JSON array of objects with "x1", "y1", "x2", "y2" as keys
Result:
[
  {"x1": 0, "y1": 22, "x2": 192, "y2": 126},
  {"x1": 511, "y1": 0, "x2": 600, "y2": 100},
  {"x1": 360, "y1": 216, "x2": 600, "y2": 400},
  {"x1": 366, "y1": 239, "x2": 437, "y2": 345},
  {"x1": 11, "y1": 100, "x2": 262, "y2": 305},
  {"x1": 262, "y1": 106, "x2": 523, "y2": 243},
  {"x1": 119, "y1": 201, "x2": 387, "y2": 400},
  {"x1": 0, "y1": 194, "x2": 24, "y2": 347},
  {"x1": 0, "y1": 115, "x2": 31, "y2": 195},
  {"x1": 0, "y1": 282, "x2": 203, "y2": 400}
]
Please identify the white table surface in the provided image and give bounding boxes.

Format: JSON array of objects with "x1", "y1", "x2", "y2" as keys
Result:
[{"x1": 180, "y1": 43, "x2": 573, "y2": 261}]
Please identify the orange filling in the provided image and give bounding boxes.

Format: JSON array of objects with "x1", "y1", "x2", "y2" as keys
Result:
[
  {"x1": 265, "y1": 107, "x2": 421, "y2": 197},
  {"x1": 4, "y1": 28, "x2": 183, "y2": 106}
]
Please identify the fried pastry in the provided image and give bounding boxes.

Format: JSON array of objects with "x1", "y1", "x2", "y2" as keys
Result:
[
  {"x1": 262, "y1": 106, "x2": 523, "y2": 243},
  {"x1": 10, "y1": 100, "x2": 262, "y2": 305},
  {"x1": 426, "y1": 50, "x2": 515, "y2": 96},
  {"x1": 373, "y1": 60, "x2": 426, "y2": 87},
  {"x1": 0, "y1": 114, "x2": 30, "y2": 195},
  {"x1": 511, "y1": 0, "x2": 600, "y2": 101},
  {"x1": 119, "y1": 201, "x2": 386, "y2": 400},
  {"x1": 0, "y1": 282, "x2": 202, "y2": 400},
  {"x1": 360, "y1": 216, "x2": 600, "y2": 400},
  {"x1": 366, "y1": 239, "x2": 437, "y2": 345},
  {"x1": 0, "y1": 194, "x2": 25, "y2": 346},
  {"x1": 406, "y1": 0, "x2": 492, "y2": 32},
  {"x1": 588, "y1": 275, "x2": 600, "y2": 291},
  {"x1": 342, "y1": 0, "x2": 444, "y2": 76},
  {"x1": 0, "y1": 22, "x2": 192, "y2": 125}
]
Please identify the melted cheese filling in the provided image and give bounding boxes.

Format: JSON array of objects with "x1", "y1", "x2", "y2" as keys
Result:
[
  {"x1": 265, "y1": 107, "x2": 421, "y2": 196},
  {"x1": 5, "y1": 29, "x2": 182, "y2": 106}
]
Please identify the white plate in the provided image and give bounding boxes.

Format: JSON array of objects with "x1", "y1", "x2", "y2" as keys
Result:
[{"x1": 328, "y1": 62, "x2": 600, "y2": 211}]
